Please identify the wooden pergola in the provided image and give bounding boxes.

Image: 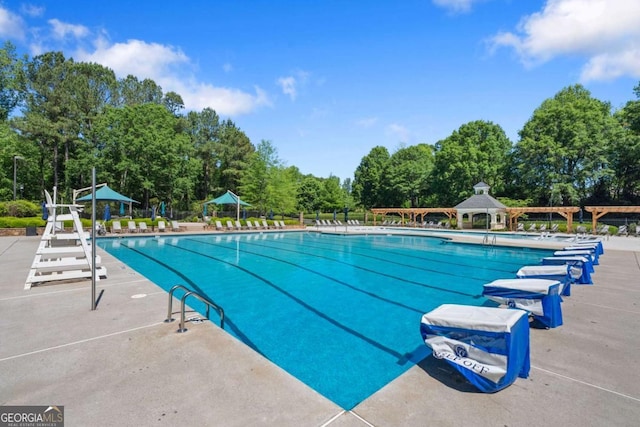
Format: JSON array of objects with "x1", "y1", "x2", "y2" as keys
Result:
[
  {"x1": 370, "y1": 208, "x2": 456, "y2": 226},
  {"x1": 505, "y1": 206, "x2": 580, "y2": 231},
  {"x1": 585, "y1": 206, "x2": 640, "y2": 231}
]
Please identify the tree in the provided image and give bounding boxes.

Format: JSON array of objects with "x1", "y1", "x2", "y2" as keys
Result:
[
  {"x1": 511, "y1": 85, "x2": 622, "y2": 205},
  {"x1": 186, "y1": 108, "x2": 221, "y2": 199},
  {"x1": 382, "y1": 144, "x2": 434, "y2": 207},
  {"x1": 352, "y1": 146, "x2": 390, "y2": 209},
  {"x1": 432, "y1": 120, "x2": 512, "y2": 206},
  {"x1": 217, "y1": 119, "x2": 254, "y2": 193},
  {"x1": 297, "y1": 175, "x2": 323, "y2": 212},
  {"x1": 0, "y1": 41, "x2": 24, "y2": 121},
  {"x1": 612, "y1": 82, "x2": 640, "y2": 203}
]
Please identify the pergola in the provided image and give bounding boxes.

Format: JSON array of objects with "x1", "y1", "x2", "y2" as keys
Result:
[
  {"x1": 505, "y1": 206, "x2": 580, "y2": 231},
  {"x1": 585, "y1": 206, "x2": 640, "y2": 231},
  {"x1": 370, "y1": 208, "x2": 456, "y2": 226}
]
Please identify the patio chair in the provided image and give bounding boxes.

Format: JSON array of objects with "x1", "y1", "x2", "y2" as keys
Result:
[
  {"x1": 245, "y1": 220, "x2": 253, "y2": 230},
  {"x1": 597, "y1": 225, "x2": 610, "y2": 236},
  {"x1": 226, "y1": 220, "x2": 234, "y2": 230},
  {"x1": 539, "y1": 224, "x2": 547, "y2": 232},
  {"x1": 527, "y1": 223, "x2": 537, "y2": 232},
  {"x1": 215, "y1": 220, "x2": 224, "y2": 231},
  {"x1": 157, "y1": 220, "x2": 166, "y2": 232},
  {"x1": 127, "y1": 221, "x2": 138, "y2": 233},
  {"x1": 516, "y1": 223, "x2": 525, "y2": 232},
  {"x1": 635, "y1": 227, "x2": 640, "y2": 237},
  {"x1": 171, "y1": 220, "x2": 181, "y2": 232},
  {"x1": 138, "y1": 222, "x2": 148, "y2": 233},
  {"x1": 112, "y1": 220, "x2": 122, "y2": 233},
  {"x1": 234, "y1": 220, "x2": 243, "y2": 230},
  {"x1": 279, "y1": 220, "x2": 287, "y2": 228},
  {"x1": 616, "y1": 225, "x2": 628, "y2": 236},
  {"x1": 550, "y1": 224, "x2": 559, "y2": 233}
]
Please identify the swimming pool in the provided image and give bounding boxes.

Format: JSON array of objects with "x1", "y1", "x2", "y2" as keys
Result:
[{"x1": 98, "y1": 232, "x2": 553, "y2": 409}]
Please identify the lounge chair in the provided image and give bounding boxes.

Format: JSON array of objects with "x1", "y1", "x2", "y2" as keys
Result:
[
  {"x1": 550, "y1": 224, "x2": 559, "y2": 233},
  {"x1": 215, "y1": 220, "x2": 224, "y2": 231},
  {"x1": 635, "y1": 227, "x2": 640, "y2": 237},
  {"x1": 527, "y1": 223, "x2": 537, "y2": 232},
  {"x1": 157, "y1": 220, "x2": 166, "y2": 232},
  {"x1": 245, "y1": 220, "x2": 253, "y2": 230},
  {"x1": 597, "y1": 225, "x2": 610, "y2": 236},
  {"x1": 539, "y1": 224, "x2": 547, "y2": 232},
  {"x1": 516, "y1": 223, "x2": 525, "y2": 232},
  {"x1": 138, "y1": 222, "x2": 148, "y2": 233},
  {"x1": 279, "y1": 220, "x2": 286, "y2": 228},
  {"x1": 234, "y1": 220, "x2": 243, "y2": 230},
  {"x1": 576, "y1": 225, "x2": 587, "y2": 235},
  {"x1": 127, "y1": 221, "x2": 138, "y2": 233},
  {"x1": 226, "y1": 220, "x2": 234, "y2": 230},
  {"x1": 262, "y1": 220, "x2": 271, "y2": 229},
  {"x1": 616, "y1": 225, "x2": 628, "y2": 236},
  {"x1": 112, "y1": 220, "x2": 122, "y2": 234},
  {"x1": 171, "y1": 220, "x2": 181, "y2": 232}
]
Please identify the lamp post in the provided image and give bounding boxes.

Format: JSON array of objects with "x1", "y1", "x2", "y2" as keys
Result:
[{"x1": 13, "y1": 155, "x2": 24, "y2": 200}]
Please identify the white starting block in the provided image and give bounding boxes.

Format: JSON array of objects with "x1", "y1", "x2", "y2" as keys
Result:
[
  {"x1": 420, "y1": 304, "x2": 530, "y2": 392},
  {"x1": 516, "y1": 265, "x2": 582, "y2": 296},
  {"x1": 482, "y1": 278, "x2": 563, "y2": 328}
]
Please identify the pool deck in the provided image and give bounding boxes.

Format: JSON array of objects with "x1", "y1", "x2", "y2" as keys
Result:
[{"x1": 1, "y1": 229, "x2": 639, "y2": 426}]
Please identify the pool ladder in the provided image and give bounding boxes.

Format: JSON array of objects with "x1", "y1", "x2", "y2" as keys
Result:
[
  {"x1": 483, "y1": 234, "x2": 497, "y2": 246},
  {"x1": 164, "y1": 284, "x2": 225, "y2": 333}
]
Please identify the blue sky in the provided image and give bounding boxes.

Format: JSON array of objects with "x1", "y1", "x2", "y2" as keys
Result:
[{"x1": 2, "y1": 0, "x2": 639, "y2": 180}]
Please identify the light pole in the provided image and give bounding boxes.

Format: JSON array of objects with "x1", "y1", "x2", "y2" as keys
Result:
[{"x1": 13, "y1": 155, "x2": 24, "y2": 200}]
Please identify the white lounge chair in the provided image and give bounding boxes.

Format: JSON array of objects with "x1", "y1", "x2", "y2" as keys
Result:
[
  {"x1": 171, "y1": 220, "x2": 181, "y2": 232},
  {"x1": 138, "y1": 222, "x2": 148, "y2": 233},
  {"x1": 215, "y1": 220, "x2": 224, "y2": 231},
  {"x1": 245, "y1": 220, "x2": 253, "y2": 230},
  {"x1": 261, "y1": 220, "x2": 270, "y2": 229},
  {"x1": 112, "y1": 220, "x2": 122, "y2": 233},
  {"x1": 516, "y1": 223, "x2": 525, "y2": 232},
  {"x1": 234, "y1": 220, "x2": 243, "y2": 230},
  {"x1": 226, "y1": 220, "x2": 234, "y2": 230},
  {"x1": 127, "y1": 221, "x2": 138, "y2": 233},
  {"x1": 528, "y1": 223, "x2": 537, "y2": 232},
  {"x1": 157, "y1": 220, "x2": 166, "y2": 232}
]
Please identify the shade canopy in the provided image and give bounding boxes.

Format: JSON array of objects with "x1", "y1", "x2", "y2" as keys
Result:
[
  {"x1": 76, "y1": 185, "x2": 139, "y2": 204},
  {"x1": 205, "y1": 190, "x2": 250, "y2": 206}
]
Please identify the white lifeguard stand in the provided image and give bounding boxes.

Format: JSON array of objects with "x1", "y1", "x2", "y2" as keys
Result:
[{"x1": 25, "y1": 188, "x2": 106, "y2": 289}]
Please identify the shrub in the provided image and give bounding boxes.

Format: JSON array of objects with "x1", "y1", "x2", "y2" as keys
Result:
[{"x1": 0, "y1": 200, "x2": 41, "y2": 218}]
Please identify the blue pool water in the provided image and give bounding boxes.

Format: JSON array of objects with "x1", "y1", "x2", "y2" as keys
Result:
[{"x1": 98, "y1": 232, "x2": 552, "y2": 409}]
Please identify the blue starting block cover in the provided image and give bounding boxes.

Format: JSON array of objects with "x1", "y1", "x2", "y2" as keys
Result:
[
  {"x1": 542, "y1": 256, "x2": 593, "y2": 284},
  {"x1": 516, "y1": 265, "x2": 581, "y2": 296},
  {"x1": 570, "y1": 240, "x2": 604, "y2": 255},
  {"x1": 420, "y1": 304, "x2": 530, "y2": 393},
  {"x1": 482, "y1": 278, "x2": 563, "y2": 328},
  {"x1": 554, "y1": 249, "x2": 599, "y2": 265}
]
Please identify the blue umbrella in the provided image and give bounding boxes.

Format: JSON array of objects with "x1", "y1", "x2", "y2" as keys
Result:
[
  {"x1": 344, "y1": 207, "x2": 349, "y2": 222},
  {"x1": 269, "y1": 209, "x2": 274, "y2": 220},
  {"x1": 333, "y1": 209, "x2": 337, "y2": 221},
  {"x1": 151, "y1": 206, "x2": 156, "y2": 221},
  {"x1": 41, "y1": 201, "x2": 48, "y2": 221},
  {"x1": 242, "y1": 208, "x2": 246, "y2": 220},
  {"x1": 203, "y1": 203, "x2": 207, "y2": 216},
  {"x1": 103, "y1": 204, "x2": 111, "y2": 221},
  {"x1": 119, "y1": 202, "x2": 125, "y2": 216},
  {"x1": 160, "y1": 201, "x2": 165, "y2": 217},
  {"x1": 316, "y1": 210, "x2": 320, "y2": 221}
]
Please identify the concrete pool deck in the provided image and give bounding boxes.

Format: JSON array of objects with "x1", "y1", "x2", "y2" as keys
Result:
[{"x1": 1, "y1": 231, "x2": 639, "y2": 426}]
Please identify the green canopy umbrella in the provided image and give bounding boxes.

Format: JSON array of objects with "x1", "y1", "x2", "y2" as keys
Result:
[
  {"x1": 75, "y1": 184, "x2": 139, "y2": 217},
  {"x1": 205, "y1": 190, "x2": 250, "y2": 221}
]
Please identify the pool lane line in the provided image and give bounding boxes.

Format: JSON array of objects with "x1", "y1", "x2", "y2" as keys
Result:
[
  {"x1": 115, "y1": 242, "x2": 263, "y2": 355},
  {"x1": 216, "y1": 236, "x2": 492, "y2": 291},
  {"x1": 163, "y1": 240, "x2": 410, "y2": 361},
  {"x1": 306, "y1": 233, "x2": 541, "y2": 270},
  {"x1": 271, "y1": 236, "x2": 519, "y2": 276},
  {"x1": 186, "y1": 236, "x2": 484, "y2": 299},
  {"x1": 183, "y1": 238, "x2": 427, "y2": 315}
]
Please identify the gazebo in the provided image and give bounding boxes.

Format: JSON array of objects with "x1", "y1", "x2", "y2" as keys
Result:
[{"x1": 454, "y1": 182, "x2": 506, "y2": 230}]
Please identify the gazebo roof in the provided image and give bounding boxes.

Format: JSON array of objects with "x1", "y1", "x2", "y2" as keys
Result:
[{"x1": 454, "y1": 193, "x2": 506, "y2": 210}]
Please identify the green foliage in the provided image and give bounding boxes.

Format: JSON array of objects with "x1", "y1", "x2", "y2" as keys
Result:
[
  {"x1": 0, "y1": 216, "x2": 46, "y2": 227},
  {"x1": 381, "y1": 144, "x2": 434, "y2": 207},
  {"x1": 0, "y1": 200, "x2": 41, "y2": 217},
  {"x1": 496, "y1": 197, "x2": 534, "y2": 207},
  {"x1": 353, "y1": 146, "x2": 390, "y2": 209}
]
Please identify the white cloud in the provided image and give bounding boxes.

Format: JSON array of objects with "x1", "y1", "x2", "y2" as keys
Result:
[
  {"x1": 432, "y1": 0, "x2": 484, "y2": 13},
  {"x1": 0, "y1": 6, "x2": 25, "y2": 39},
  {"x1": 490, "y1": 0, "x2": 640, "y2": 81},
  {"x1": 386, "y1": 123, "x2": 411, "y2": 142},
  {"x1": 49, "y1": 18, "x2": 89, "y2": 40},
  {"x1": 356, "y1": 117, "x2": 378, "y2": 128},
  {"x1": 277, "y1": 76, "x2": 297, "y2": 100},
  {"x1": 277, "y1": 70, "x2": 310, "y2": 101},
  {"x1": 21, "y1": 4, "x2": 45, "y2": 17},
  {"x1": 77, "y1": 38, "x2": 271, "y2": 115}
]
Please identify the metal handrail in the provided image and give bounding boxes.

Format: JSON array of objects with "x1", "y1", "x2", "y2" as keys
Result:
[
  {"x1": 178, "y1": 291, "x2": 225, "y2": 333},
  {"x1": 164, "y1": 284, "x2": 191, "y2": 323}
]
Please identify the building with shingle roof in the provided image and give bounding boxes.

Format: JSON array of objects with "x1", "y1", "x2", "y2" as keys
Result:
[{"x1": 454, "y1": 182, "x2": 506, "y2": 230}]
